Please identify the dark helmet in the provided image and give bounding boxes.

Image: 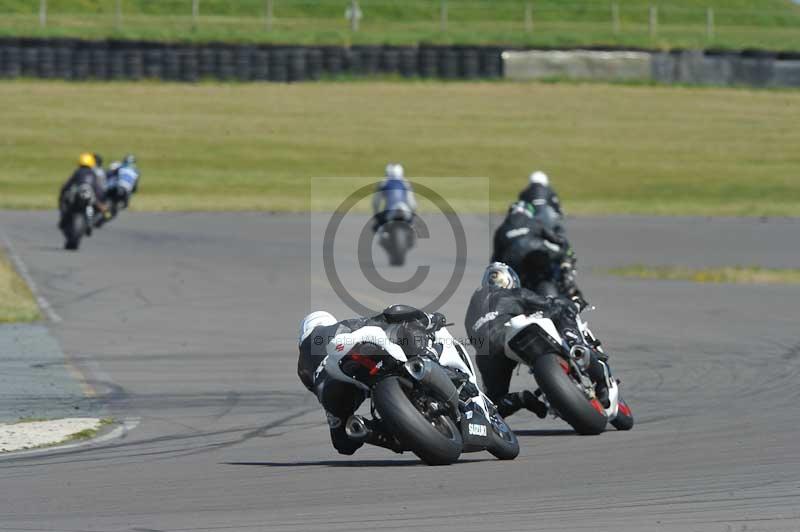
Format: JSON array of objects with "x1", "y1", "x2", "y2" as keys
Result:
[{"x1": 93, "y1": 153, "x2": 103, "y2": 168}]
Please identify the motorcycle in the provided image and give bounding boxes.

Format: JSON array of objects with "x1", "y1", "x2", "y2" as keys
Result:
[
  {"x1": 325, "y1": 305, "x2": 519, "y2": 465},
  {"x1": 377, "y1": 205, "x2": 415, "y2": 267},
  {"x1": 59, "y1": 183, "x2": 96, "y2": 251},
  {"x1": 504, "y1": 308, "x2": 633, "y2": 435}
]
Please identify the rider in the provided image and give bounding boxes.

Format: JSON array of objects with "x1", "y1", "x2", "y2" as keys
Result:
[
  {"x1": 372, "y1": 163, "x2": 417, "y2": 231},
  {"x1": 518, "y1": 171, "x2": 562, "y2": 219},
  {"x1": 491, "y1": 201, "x2": 573, "y2": 292},
  {"x1": 106, "y1": 154, "x2": 140, "y2": 210},
  {"x1": 298, "y1": 306, "x2": 442, "y2": 456},
  {"x1": 58, "y1": 153, "x2": 110, "y2": 230},
  {"x1": 465, "y1": 262, "x2": 596, "y2": 418}
]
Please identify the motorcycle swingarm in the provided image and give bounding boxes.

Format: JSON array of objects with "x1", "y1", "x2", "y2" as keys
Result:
[{"x1": 508, "y1": 322, "x2": 565, "y2": 365}]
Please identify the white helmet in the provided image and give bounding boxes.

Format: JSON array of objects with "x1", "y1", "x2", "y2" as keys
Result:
[
  {"x1": 481, "y1": 262, "x2": 521, "y2": 290},
  {"x1": 385, "y1": 163, "x2": 405, "y2": 180},
  {"x1": 298, "y1": 311, "x2": 337, "y2": 345},
  {"x1": 529, "y1": 171, "x2": 549, "y2": 187}
]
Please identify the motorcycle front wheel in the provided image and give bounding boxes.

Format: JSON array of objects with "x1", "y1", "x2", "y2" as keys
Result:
[
  {"x1": 533, "y1": 353, "x2": 608, "y2": 435},
  {"x1": 372, "y1": 377, "x2": 462, "y2": 465},
  {"x1": 487, "y1": 413, "x2": 520, "y2": 460}
]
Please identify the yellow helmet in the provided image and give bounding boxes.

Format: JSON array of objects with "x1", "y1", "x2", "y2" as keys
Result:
[{"x1": 78, "y1": 152, "x2": 96, "y2": 168}]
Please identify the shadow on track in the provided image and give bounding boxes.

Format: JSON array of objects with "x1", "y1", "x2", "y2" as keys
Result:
[
  {"x1": 514, "y1": 429, "x2": 575, "y2": 437},
  {"x1": 225, "y1": 458, "x2": 494, "y2": 468}
]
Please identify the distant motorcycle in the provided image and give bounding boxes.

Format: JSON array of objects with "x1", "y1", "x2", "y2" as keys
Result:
[
  {"x1": 504, "y1": 308, "x2": 634, "y2": 435},
  {"x1": 60, "y1": 183, "x2": 96, "y2": 251},
  {"x1": 329, "y1": 306, "x2": 519, "y2": 465},
  {"x1": 377, "y1": 205, "x2": 415, "y2": 266}
]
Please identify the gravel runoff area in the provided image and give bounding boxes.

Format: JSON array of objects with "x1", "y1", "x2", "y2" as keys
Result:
[{"x1": 0, "y1": 417, "x2": 103, "y2": 453}]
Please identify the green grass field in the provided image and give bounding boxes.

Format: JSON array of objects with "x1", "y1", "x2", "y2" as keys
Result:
[
  {"x1": 0, "y1": 250, "x2": 41, "y2": 323},
  {"x1": 1, "y1": 80, "x2": 799, "y2": 216},
  {"x1": 0, "y1": 0, "x2": 799, "y2": 50},
  {"x1": 606, "y1": 265, "x2": 800, "y2": 284}
]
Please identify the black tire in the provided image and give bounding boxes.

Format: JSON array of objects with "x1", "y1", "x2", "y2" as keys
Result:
[
  {"x1": 610, "y1": 397, "x2": 634, "y2": 431},
  {"x1": 372, "y1": 377, "x2": 462, "y2": 465},
  {"x1": 532, "y1": 353, "x2": 607, "y2": 435},
  {"x1": 487, "y1": 414, "x2": 519, "y2": 460},
  {"x1": 64, "y1": 213, "x2": 84, "y2": 251},
  {"x1": 388, "y1": 225, "x2": 407, "y2": 266}
]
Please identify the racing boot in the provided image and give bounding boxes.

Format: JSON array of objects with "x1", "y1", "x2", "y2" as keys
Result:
[
  {"x1": 585, "y1": 355, "x2": 611, "y2": 408},
  {"x1": 345, "y1": 415, "x2": 403, "y2": 453},
  {"x1": 497, "y1": 391, "x2": 548, "y2": 419},
  {"x1": 329, "y1": 413, "x2": 363, "y2": 455}
]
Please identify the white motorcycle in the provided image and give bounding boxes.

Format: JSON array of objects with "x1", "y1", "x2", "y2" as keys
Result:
[
  {"x1": 504, "y1": 309, "x2": 634, "y2": 435},
  {"x1": 324, "y1": 305, "x2": 519, "y2": 465}
]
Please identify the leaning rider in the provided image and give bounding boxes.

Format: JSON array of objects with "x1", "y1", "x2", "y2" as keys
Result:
[
  {"x1": 297, "y1": 306, "x2": 443, "y2": 456},
  {"x1": 464, "y1": 262, "x2": 604, "y2": 418}
]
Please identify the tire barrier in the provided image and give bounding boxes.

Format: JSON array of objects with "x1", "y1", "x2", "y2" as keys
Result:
[
  {"x1": 37, "y1": 46, "x2": 56, "y2": 79},
  {"x1": 306, "y1": 48, "x2": 323, "y2": 81},
  {"x1": 180, "y1": 49, "x2": 198, "y2": 82},
  {"x1": 3, "y1": 39, "x2": 800, "y2": 86},
  {"x1": 438, "y1": 48, "x2": 459, "y2": 79},
  {"x1": 1, "y1": 46, "x2": 22, "y2": 78},
  {"x1": 0, "y1": 39, "x2": 511, "y2": 83},
  {"x1": 323, "y1": 47, "x2": 344, "y2": 77},
  {"x1": 269, "y1": 49, "x2": 288, "y2": 82},
  {"x1": 460, "y1": 48, "x2": 480, "y2": 79},
  {"x1": 418, "y1": 48, "x2": 438, "y2": 78},
  {"x1": 398, "y1": 48, "x2": 417, "y2": 78},
  {"x1": 288, "y1": 49, "x2": 307, "y2": 82}
]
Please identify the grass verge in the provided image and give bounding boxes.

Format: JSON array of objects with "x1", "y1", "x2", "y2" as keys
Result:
[
  {"x1": 63, "y1": 418, "x2": 114, "y2": 442},
  {"x1": 606, "y1": 265, "x2": 800, "y2": 285},
  {"x1": 0, "y1": 0, "x2": 798, "y2": 50},
  {"x1": 1, "y1": 81, "x2": 799, "y2": 216},
  {"x1": 0, "y1": 249, "x2": 41, "y2": 323}
]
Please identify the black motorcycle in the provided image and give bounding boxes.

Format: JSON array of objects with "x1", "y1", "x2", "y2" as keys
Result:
[{"x1": 59, "y1": 183, "x2": 96, "y2": 251}]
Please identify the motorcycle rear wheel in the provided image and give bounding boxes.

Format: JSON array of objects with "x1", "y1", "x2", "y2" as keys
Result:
[
  {"x1": 533, "y1": 353, "x2": 607, "y2": 435},
  {"x1": 372, "y1": 377, "x2": 462, "y2": 465},
  {"x1": 64, "y1": 213, "x2": 84, "y2": 251}
]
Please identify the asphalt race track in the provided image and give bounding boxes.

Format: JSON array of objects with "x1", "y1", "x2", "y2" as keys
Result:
[{"x1": 1, "y1": 211, "x2": 799, "y2": 532}]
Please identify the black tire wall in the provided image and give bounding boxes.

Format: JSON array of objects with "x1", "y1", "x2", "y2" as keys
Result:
[{"x1": 0, "y1": 38, "x2": 505, "y2": 82}]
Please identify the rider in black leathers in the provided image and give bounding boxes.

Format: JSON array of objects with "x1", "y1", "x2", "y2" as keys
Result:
[
  {"x1": 466, "y1": 263, "x2": 610, "y2": 418},
  {"x1": 465, "y1": 262, "x2": 583, "y2": 418},
  {"x1": 297, "y1": 306, "x2": 442, "y2": 456},
  {"x1": 518, "y1": 170, "x2": 562, "y2": 218},
  {"x1": 491, "y1": 201, "x2": 581, "y2": 300},
  {"x1": 58, "y1": 153, "x2": 110, "y2": 231}
]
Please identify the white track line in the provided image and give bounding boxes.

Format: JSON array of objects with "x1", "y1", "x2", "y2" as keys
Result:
[{"x1": 1, "y1": 231, "x2": 62, "y2": 323}]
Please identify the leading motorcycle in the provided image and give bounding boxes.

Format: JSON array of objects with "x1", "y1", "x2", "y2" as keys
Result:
[
  {"x1": 59, "y1": 183, "x2": 96, "y2": 251},
  {"x1": 377, "y1": 205, "x2": 415, "y2": 267}
]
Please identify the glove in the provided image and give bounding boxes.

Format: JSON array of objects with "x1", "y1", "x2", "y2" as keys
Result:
[
  {"x1": 548, "y1": 297, "x2": 579, "y2": 323},
  {"x1": 426, "y1": 312, "x2": 447, "y2": 332}
]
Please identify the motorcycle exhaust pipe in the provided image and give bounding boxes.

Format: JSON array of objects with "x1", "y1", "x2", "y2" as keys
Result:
[
  {"x1": 404, "y1": 358, "x2": 460, "y2": 415},
  {"x1": 344, "y1": 415, "x2": 370, "y2": 442},
  {"x1": 570, "y1": 345, "x2": 592, "y2": 371}
]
